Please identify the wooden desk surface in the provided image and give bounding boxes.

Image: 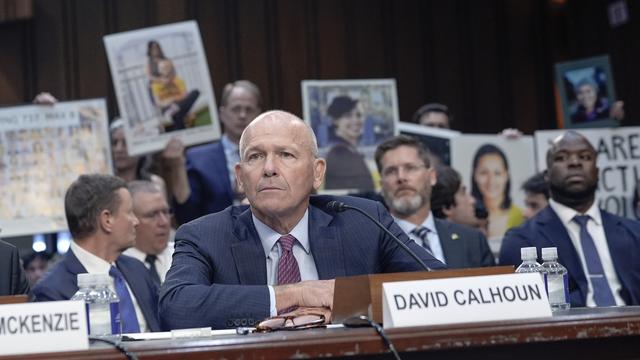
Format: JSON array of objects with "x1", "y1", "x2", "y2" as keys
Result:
[{"x1": 5, "y1": 306, "x2": 640, "y2": 360}]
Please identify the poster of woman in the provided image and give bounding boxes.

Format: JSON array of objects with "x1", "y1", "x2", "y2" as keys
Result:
[
  {"x1": 451, "y1": 135, "x2": 535, "y2": 253},
  {"x1": 555, "y1": 55, "x2": 623, "y2": 129},
  {"x1": 104, "y1": 21, "x2": 220, "y2": 156},
  {"x1": 301, "y1": 79, "x2": 399, "y2": 192}
]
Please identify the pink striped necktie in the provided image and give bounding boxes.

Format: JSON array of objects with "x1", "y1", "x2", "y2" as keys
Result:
[{"x1": 277, "y1": 234, "x2": 301, "y2": 285}]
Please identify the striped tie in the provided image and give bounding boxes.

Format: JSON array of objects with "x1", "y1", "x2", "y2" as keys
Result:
[
  {"x1": 411, "y1": 226, "x2": 432, "y2": 254},
  {"x1": 277, "y1": 234, "x2": 301, "y2": 285}
]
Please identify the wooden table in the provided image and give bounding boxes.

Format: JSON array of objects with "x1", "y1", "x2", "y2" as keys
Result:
[{"x1": 5, "y1": 306, "x2": 640, "y2": 360}]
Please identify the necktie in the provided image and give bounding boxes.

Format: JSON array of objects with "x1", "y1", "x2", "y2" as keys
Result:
[
  {"x1": 411, "y1": 226, "x2": 432, "y2": 254},
  {"x1": 573, "y1": 215, "x2": 616, "y2": 306},
  {"x1": 109, "y1": 266, "x2": 141, "y2": 333},
  {"x1": 145, "y1": 255, "x2": 162, "y2": 287},
  {"x1": 277, "y1": 234, "x2": 301, "y2": 285}
]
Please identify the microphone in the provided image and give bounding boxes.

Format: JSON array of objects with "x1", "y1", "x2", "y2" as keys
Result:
[{"x1": 325, "y1": 201, "x2": 431, "y2": 271}]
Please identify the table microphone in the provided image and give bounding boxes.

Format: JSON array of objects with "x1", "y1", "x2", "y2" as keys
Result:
[{"x1": 325, "y1": 200, "x2": 431, "y2": 271}]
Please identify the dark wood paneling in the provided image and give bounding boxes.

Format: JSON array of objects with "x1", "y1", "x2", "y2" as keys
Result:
[{"x1": 1, "y1": 0, "x2": 639, "y2": 131}]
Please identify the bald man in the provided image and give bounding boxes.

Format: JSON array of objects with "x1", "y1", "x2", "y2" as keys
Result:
[
  {"x1": 499, "y1": 131, "x2": 640, "y2": 308},
  {"x1": 159, "y1": 110, "x2": 445, "y2": 330}
]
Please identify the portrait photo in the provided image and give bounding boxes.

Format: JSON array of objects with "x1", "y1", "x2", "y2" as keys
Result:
[
  {"x1": 555, "y1": 55, "x2": 619, "y2": 129},
  {"x1": 301, "y1": 79, "x2": 399, "y2": 192},
  {"x1": 104, "y1": 20, "x2": 220, "y2": 156},
  {"x1": 398, "y1": 122, "x2": 461, "y2": 167},
  {"x1": 451, "y1": 135, "x2": 535, "y2": 253}
]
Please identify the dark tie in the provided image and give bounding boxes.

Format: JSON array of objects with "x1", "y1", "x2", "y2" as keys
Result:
[
  {"x1": 411, "y1": 226, "x2": 432, "y2": 254},
  {"x1": 277, "y1": 234, "x2": 301, "y2": 285},
  {"x1": 573, "y1": 215, "x2": 617, "y2": 306},
  {"x1": 109, "y1": 266, "x2": 141, "y2": 333},
  {"x1": 145, "y1": 254, "x2": 161, "y2": 287}
]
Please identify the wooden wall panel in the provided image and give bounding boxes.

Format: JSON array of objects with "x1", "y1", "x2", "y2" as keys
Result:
[{"x1": 1, "y1": 0, "x2": 638, "y2": 132}]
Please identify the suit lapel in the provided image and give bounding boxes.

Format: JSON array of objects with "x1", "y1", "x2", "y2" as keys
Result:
[
  {"x1": 538, "y1": 207, "x2": 588, "y2": 298},
  {"x1": 63, "y1": 251, "x2": 88, "y2": 299},
  {"x1": 434, "y1": 219, "x2": 459, "y2": 267},
  {"x1": 231, "y1": 208, "x2": 268, "y2": 285},
  {"x1": 308, "y1": 205, "x2": 346, "y2": 279},
  {"x1": 602, "y1": 212, "x2": 632, "y2": 297}
]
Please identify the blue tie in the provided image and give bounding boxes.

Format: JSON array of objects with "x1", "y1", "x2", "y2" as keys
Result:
[
  {"x1": 411, "y1": 226, "x2": 432, "y2": 254},
  {"x1": 109, "y1": 266, "x2": 141, "y2": 333},
  {"x1": 573, "y1": 215, "x2": 617, "y2": 306}
]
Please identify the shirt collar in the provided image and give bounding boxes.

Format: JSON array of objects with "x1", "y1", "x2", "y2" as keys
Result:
[
  {"x1": 253, "y1": 209, "x2": 311, "y2": 257},
  {"x1": 394, "y1": 211, "x2": 436, "y2": 234},
  {"x1": 549, "y1": 198, "x2": 602, "y2": 226},
  {"x1": 70, "y1": 241, "x2": 113, "y2": 274},
  {"x1": 221, "y1": 134, "x2": 239, "y2": 154}
]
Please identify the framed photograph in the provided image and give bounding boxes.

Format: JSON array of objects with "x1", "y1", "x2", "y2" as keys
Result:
[
  {"x1": 555, "y1": 55, "x2": 618, "y2": 129},
  {"x1": 451, "y1": 134, "x2": 535, "y2": 253},
  {"x1": 104, "y1": 21, "x2": 220, "y2": 156},
  {"x1": 535, "y1": 127, "x2": 640, "y2": 220},
  {"x1": 301, "y1": 79, "x2": 399, "y2": 192},
  {"x1": 397, "y1": 122, "x2": 461, "y2": 167},
  {"x1": 0, "y1": 99, "x2": 112, "y2": 237}
]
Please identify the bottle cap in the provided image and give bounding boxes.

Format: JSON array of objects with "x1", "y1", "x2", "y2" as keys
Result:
[
  {"x1": 520, "y1": 246, "x2": 538, "y2": 261},
  {"x1": 541, "y1": 247, "x2": 558, "y2": 261}
]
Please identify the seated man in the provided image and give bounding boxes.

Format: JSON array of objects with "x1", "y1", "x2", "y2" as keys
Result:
[
  {"x1": 521, "y1": 172, "x2": 550, "y2": 220},
  {"x1": 499, "y1": 131, "x2": 640, "y2": 307},
  {"x1": 0, "y1": 239, "x2": 30, "y2": 296},
  {"x1": 33, "y1": 174, "x2": 161, "y2": 332},
  {"x1": 375, "y1": 136, "x2": 494, "y2": 269},
  {"x1": 431, "y1": 165, "x2": 482, "y2": 230},
  {"x1": 159, "y1": 111, "x2": 445, "y2": 330}
]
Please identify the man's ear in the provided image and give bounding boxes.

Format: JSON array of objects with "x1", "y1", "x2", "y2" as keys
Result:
[
  {"x1": 235, "y1": 163, "x2": 244, "y2": 193},
  {"x1": 312, "y1": 158, "x2": 327, "y2": 190},
  {"x1": 441, "y1": 206, "x2": 453, "y2": 219},
  {"x1": 99, "y1": 209, "x2": 113, "y2": 233}
]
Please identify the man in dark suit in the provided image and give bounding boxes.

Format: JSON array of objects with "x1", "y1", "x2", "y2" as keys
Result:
[
  {"x1": 0, "y1": 239, "x2": 30, "y2": 296},
  {"x1": 169, "y1": 80, "x2": 262, "y2": 224},
  {"x1": 375, "y1": 136, "x2": 495, "y2": 269},
  {"x1": 33, "y1": 174, "x2": 161, "y2": 332},
  {"x1": 499, "y1": 131, "x2": 640, "y2": 307},
  {"x1": 160, "y1": 111, "x2": 445, "y2": 330}
]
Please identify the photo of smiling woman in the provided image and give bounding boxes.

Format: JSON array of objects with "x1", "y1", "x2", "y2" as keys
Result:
[
  {"x1": 324, "y1": 95, "x2": 374, "y2": 191},
  {"x1": 471, "y1": 144, "x2": 525, "y2": 239}
]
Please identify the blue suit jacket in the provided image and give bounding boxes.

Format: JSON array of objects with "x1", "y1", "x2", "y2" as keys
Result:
[
  {"x1": 499, "y1": 206, "x2": 640, "y2": 307},
  {"x1": 159, "y1": 195, "x2": 446, "y2": 330},
  {"x1": 433, "y1": 218, "x2": 495, "y2": 268},
  {"x1": 32, "y1": 250, "x2": 161, "y2": 332},
  {"x1": 174, "y1": 141, "x2": 234, "y2": 224}
]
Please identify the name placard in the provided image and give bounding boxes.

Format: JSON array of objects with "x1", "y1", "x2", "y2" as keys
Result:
[
  {"x1": 382, "y1": 273, "x2": 552, "y2": 329},
  {"x1": 0, "y1": 300, "x2": 88, "y2": 356}
]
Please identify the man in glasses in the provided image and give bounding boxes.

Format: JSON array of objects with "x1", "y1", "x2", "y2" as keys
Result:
[
  {"x1": 160, "y1": 111, "x2": 445, "y2": 330},
  {"x1": 123, "y1": 180, "x2": 174, "y2": 286},
  {"x1": 376, "y1": 136, "x2": 494, "y2": 269}
]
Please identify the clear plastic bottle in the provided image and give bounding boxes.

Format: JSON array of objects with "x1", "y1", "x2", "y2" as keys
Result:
[
  {"x1": 541, "y1": 247, "x2": 570, "y2": 311},
  {"x1": 72, "y1": 274, "x2": 121, "y2": 338},
  {"x1": 515, "y1": 247, "x2": 544, "y2": 275},
  {"x1": 71, "y1": 273, "x2": 94, "y2": 334}
]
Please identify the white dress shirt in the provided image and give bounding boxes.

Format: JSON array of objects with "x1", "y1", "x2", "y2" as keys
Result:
[
  {"x1": 393, "y1": 211, "x2": 447, "y2": 265},
  {"x1": 123, "y1": 241, "x2": 174, "y2": 283},
  {"x1": 253, "y1": 209, "x2": 319, "y2": 315},
  {"x1": 70, "y1": 241, "x2": 149, "y2": 332},
  {"x1": 549, "y1": 199, "x2": 625, "y2": 306}
]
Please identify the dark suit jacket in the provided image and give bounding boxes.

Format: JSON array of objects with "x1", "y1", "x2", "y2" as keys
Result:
[
  {"x1": 32, "y1": 250, "x2": 161, "y2": 332},
  {"x1": 0, "y1": 240, "x2": 29, "y2": 296},
  {"x1": 499, "y1": 206, "x2": 640, "y2": 307},
  {"x1": 174, "y1": 141, "x2": 234, "y2": 224},
  {"x1": 160, "y1": 195, "x2": 446, "y2": 330},
  {"x1": 433, "y1": 218, "x2": 495, "y2": 268}
]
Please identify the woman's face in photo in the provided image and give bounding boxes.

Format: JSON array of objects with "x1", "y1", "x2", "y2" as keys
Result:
[
  {"x1": 474, "y1": 153, "x2": 508, "y2": 202},
  {"x1": 576, "y1": 84, "x2": 597, "y2": 110},
  {"x1": 334, "y1": 104, "x2": 365, "y2": 144}
]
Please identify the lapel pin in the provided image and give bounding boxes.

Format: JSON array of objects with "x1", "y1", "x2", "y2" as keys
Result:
[{"x1": 451, "y1": 233, "x2": 459, "y2": 240}]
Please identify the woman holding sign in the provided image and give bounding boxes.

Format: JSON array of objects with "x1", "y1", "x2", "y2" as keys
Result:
[{"x1": 471, "y1": 144, "x2": 524, "y2": 239}]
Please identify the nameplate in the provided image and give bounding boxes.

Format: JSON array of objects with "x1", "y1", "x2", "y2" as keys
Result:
[
  {"x1": 382, "y1": 273, "x2": 552, "y2": 328},
  {"x1": 0, "y1": 300, "x2": 88, "y2": 356}
]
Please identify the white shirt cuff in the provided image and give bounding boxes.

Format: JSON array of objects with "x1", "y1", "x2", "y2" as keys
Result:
[{"x1": 268, "y1": 285, "x2": 277, "y2": 316}]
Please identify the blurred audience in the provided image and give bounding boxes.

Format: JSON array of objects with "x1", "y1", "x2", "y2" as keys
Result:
[
  {"x1": 0, "y1": 239, "x2": 30, "y2": 296},
  {"x1": 412, "y1": 103, "x2": 452, "y2": 129},
  {"x1": 21, "y1": 251, "x2": 51, "y2": 288},
  {"x1": 521, "y1": 172, "x2": 550, "y2": 220},
  {"x1": 431, "y1": 165, "x2": 483, "y2": 230}
]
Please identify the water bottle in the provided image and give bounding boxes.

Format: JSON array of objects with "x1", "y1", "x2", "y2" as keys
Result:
[
  {"x1": 72, "y1": 274, "x2": 121, "y2": 338},
  {"x1": 71, "y1": 273, "x2": 94, "y2": 334},
  {"x1": 94, "y1": 274, "x2": 122, "y2": 338},
  {"x1": 541, "y1": 247, "x2": 570, "y2": 311},
  {"x1": 515, "y1": 247, "x2": 544, "y2": 275}
]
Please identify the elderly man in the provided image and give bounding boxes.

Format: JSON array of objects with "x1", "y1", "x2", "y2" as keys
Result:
[
  {"x1": 123, "y1": 180, "x2": 174, "y2": 286},
  {"x1": 499, "y1": 131, "x2": 640, "y2": 307},
  {"x1": 159, "y1": 111, "x2": 444, "y2": 330},
  {"x1": 375, "y1": 136, "x2": 494, "y2": 269},
  {"x1": 169, "y1": 80, "x2": 262, "y2": 224},
  {"x1": 33, "y1": 174, "x2": 161, "y2": 332},
  {"x1": 0, "y1": 240, "x2": 30, "y2": 296}
]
